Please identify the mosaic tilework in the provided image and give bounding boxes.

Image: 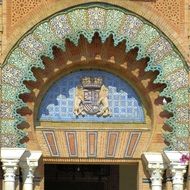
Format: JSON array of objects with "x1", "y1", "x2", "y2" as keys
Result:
[
  {"x1": 120, "y1": 15, "x2": 143, "y2": 40},
  {"x1": 1, "y1": 3, "x2": 189, "y2": 150},
  {"x1": 165, "y1": 70, "x2": 188, "y2": 91},
  {"x1": 0, "y1": 134, "x2": 18, "y2": 148},
  {"x1": 0, "y1": 120, "x2": 24, "y2": 147},
  {"x1": 106, "y1": 10, "x2": 124, "y2": 33},
  {"x1": 19, "y1": 34, "x2": 44, "y2": 59},
  {"x1": 135, "y1": 25, "x2": 160, "y2": 58},
  {"x1": 2, "y1": 65, "x2": 23, "y2": 87},
  {"x1": 88, "y1": 8, "x2": 106, "y2": 30},
  {"x1": 147, "y1": 37, "x2": 172, "y2": 63},
  {"x1": 0, "y1": 102, "x2": 14, "y2": 119},
  {"x1": 50, "y1": 15, "x2": 71, "y2": 40},
  {"x1": 175, "y1": 107, "x2": 189, "y2": 123},
  {"x1": 157, "y1": 52, "x2": 184, "y2": 76},
  {"x1": 38, "y1": 70, "x2": 145, "y2": 123}
]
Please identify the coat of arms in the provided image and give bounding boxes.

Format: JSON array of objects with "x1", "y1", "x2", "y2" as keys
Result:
[{"x1": 73, "y1": 77, "x2": 111, "y2": 117}]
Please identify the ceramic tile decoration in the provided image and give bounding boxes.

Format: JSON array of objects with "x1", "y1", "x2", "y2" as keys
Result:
[
  {"x1": 38, "y1": 70, "x2": 145, "y2": 123},
  {"x1": 1, "y1": 4, "x2": 188, "y2": 150}
]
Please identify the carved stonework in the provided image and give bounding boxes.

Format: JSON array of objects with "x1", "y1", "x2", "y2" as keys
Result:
[
  {"x1": 149, "y1": 165, "x2": 165, "y2": 189},
  {"x1": 2, "y1": 163, "x2": 18, "y2": 182},
  {"x1": 142, "y1": 152, "x2": 166, "y2": 190},
  {"x1": 148, "y1": 0, "x2": 184, "y2": 32},
  {"x1": 74, "y1": 77, "x2": 111, "y2": 117},
  {"x1": 163, "y1": 151, "x2": 188, "y2": 190},
  {"x1": 1, "y1": 148, "x2": 26, "y2": 190},
  {"x1": 10, "y1": 0, "x2": 43, "y2": 26}
]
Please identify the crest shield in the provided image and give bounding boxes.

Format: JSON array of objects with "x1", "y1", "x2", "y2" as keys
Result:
[
  {"x1": 83, "y1": 89, "x2": 100, "y2": 114},
  {"x1": 73, "y1": 77, "x2": 111, "y2": 117}
]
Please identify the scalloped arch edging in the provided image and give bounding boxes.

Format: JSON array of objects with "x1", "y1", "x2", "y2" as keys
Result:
[{"x1": 1, "y1": 3, "x2": 189, "y2": 150}]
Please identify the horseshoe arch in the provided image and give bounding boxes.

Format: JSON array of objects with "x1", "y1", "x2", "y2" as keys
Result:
[{"x1": 1, "y1": 3, "x2": 189, "y2": 151}]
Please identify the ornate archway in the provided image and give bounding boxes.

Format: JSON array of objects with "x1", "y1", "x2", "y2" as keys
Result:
[{"x1": 1, "y1": 3, "x2": 189, "y2": 151}]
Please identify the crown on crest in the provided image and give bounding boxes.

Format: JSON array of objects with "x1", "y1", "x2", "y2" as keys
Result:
[{"x1": 81, "y1": 77, "x2": 103, "y2": 88}]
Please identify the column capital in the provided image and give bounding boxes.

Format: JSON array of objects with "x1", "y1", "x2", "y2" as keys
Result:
[
  {"x1": 142, "y1": 152, "x2": 166, "y2": 190},
  {"x1": 1, "y1": 148, "x2": 26, "y2": 174},
  {"x1": 163, "y1": 151, "x2": 189, "y2": 190},
  {"x1": 0, "y1": 148, "x2": 26, "y2": 187},
  {"x1": 142, "y1": 152, "x2": 166, "y2": 171},
  {"x1": 1, "y1": 148, "x2": 26, "y2": 169}
]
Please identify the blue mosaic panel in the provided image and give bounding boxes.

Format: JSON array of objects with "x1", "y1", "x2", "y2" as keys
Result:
[{"x1": 38, "y1": 70, "x2": 145, "y2": 123}]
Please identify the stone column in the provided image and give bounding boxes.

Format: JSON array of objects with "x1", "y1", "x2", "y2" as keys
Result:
[
  {"x1": 142, "y1": 152, "x2": 166, "y2": 190},
  {"x1": 163, "y1": 151, "x2": 188, "y2": 190},
  {"x1": 19, "y1": 151, "x2": 42, "y2": 190},
  {"x1": 0, "y1": 148, "x2": 26, "y2": 190}
]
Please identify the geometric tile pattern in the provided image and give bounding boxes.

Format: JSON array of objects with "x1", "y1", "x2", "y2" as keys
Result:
[
  {"x1": 10, "y1": 0, "x2": 43, "y2": 25},
  {"x1": 39, "y1": 130, "x2": 142, "y2": 159},
  {"x1": 148, "y1": 0, "x2": 184, "y2": 31},
  {"x1": 1, "y1": 4, "x2": 189, "y2": 150},
  {"x1": 38, "y1": 70, "x2": 145, "y2": 123}
]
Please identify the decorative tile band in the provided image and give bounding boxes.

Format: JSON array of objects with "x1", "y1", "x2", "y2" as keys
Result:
[{"x1": 40, "y1": 130, "x2": 142, "y2": 158}]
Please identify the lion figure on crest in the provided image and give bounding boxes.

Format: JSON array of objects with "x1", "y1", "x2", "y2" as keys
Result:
[
  {"x1": 73, "y1": 86, "x2": 85, "y2": 116},
  {"x1": 97, "y1": 85, "x2": 111, "y2": 117}
]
